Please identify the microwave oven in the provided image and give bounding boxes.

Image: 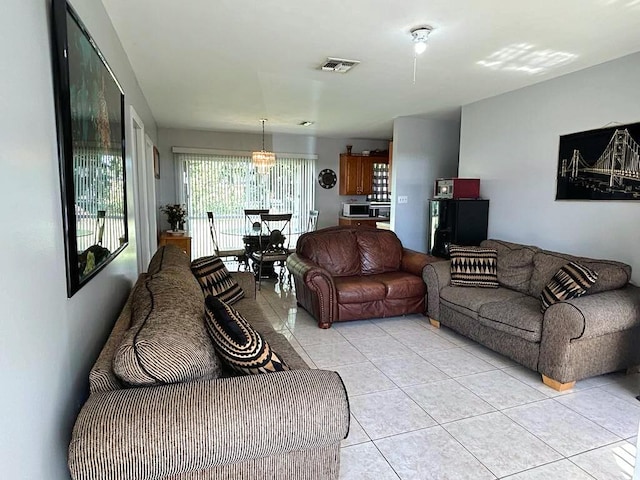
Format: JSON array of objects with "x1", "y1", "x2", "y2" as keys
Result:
[
  {"x1": 434, "y1": 178, "x2": 480, "y2": 199},
  {"x1": 342, "y1": 203, "x2": 370, "y2": 217}
]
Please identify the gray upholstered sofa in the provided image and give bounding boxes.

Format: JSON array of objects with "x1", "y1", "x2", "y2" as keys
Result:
[
  {"x1": 424, "y1": 239, "x2": 640, "y2": 391},
  {"x1": 68, "y1": 245, "x2": 349, "y2": 480}
]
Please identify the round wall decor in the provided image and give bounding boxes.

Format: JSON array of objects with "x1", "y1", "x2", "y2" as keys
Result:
[{"x1": 318, "y1": 169, "x2": 337, "y2": 189}]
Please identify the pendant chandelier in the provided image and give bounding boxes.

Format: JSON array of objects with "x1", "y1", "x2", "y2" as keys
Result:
[{"x1": 252, "y1": 119, "x2": 276, "y2": 174}]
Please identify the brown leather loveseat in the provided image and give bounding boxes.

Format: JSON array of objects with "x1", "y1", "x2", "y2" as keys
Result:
[{"x1": 287, "y1": 226, "x2": 435, "y2": 328}]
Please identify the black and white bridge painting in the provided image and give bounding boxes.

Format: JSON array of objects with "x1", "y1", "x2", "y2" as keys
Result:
[{"x1": 556, "y1": 122, "x2": 640, "y2": 200}]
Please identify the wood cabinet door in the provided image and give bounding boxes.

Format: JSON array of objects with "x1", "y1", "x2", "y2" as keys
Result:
[
  {"x1": 339, "y1": 154, "x2": 360, "y2": 195},
  {"x1": 359, "y1": 157, "x2": 374, "y2": 194}
]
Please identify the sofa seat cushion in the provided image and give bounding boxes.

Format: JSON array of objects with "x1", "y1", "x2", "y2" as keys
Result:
[
  {"x1": 440, "y1": 286, "x2": 526, "y2": 320},
  {"x1": 373, "y1": 272, "x2": 426, "y2": 299},
  {"x1": 478, "y1": 296, "x2": 544, "y2": 342},
  {"x1": 334, "y1": 276, "x2": 386, "y2": 304}
]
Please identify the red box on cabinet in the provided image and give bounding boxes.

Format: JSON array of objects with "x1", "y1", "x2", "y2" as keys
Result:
[{"x1": 434, "y1": 178, "x2": 480, "y2": 199}]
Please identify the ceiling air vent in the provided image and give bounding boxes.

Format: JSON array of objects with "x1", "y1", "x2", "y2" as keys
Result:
[{"x1": 320, "y1": 57, "x2": 360, "y2": 73}]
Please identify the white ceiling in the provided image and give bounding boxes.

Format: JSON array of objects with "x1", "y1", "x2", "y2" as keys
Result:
[{"x1": 102, "y1": 0, "x2": 640, "y2": 139}]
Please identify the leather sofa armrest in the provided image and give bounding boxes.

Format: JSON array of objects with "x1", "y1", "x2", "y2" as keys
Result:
[
  {"x1": 69, "y1": 370, "x2": 349, "y2": 480},
  {"x1": 401, "y1": 249, "x2": 440, "y2": 277},
  {"x1": 539, "y1": 285, "x2": 640, "y2": 383},
  {"x1": 422, "y1": 260, "x2": 451, "y2": 321},
  {"x1": 287, "y1": 254, "x2": 337, "y2": 328}
]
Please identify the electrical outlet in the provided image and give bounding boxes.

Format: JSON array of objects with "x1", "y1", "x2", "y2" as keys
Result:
[{"x1": 398, "y1": 195, "x2": 408, "y2": 204}]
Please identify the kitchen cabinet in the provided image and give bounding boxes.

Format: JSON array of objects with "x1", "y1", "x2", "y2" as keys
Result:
[{"x1": 339, "y1": 154, "x2": 375, "y2": 195}]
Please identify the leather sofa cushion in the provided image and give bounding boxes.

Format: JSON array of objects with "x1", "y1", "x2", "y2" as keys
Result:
[
  {"x1": 440, "y1": 286, "x2": 525, "y2": 320},
  {"x1": 374, "y1": 272, "x2": 426, "y2": 299},
  {"x1": 334, "y1": 276, "x2": 386, "y2": 304},
  {"x1": 529, "y1": 251, "x2": 631, "y2": 298},
  {"x1": 297, "y1": 229, "x2": 360, "y2": 277},
  {"x1": 356, "y1": 230, "x2": 402, "y2": 274},
  {"x1": 481, "y1": 239, "x2": 538, "y2": 294},
  {"x1": 478, "y1": 296, "x2": 543, "y2": 342}
]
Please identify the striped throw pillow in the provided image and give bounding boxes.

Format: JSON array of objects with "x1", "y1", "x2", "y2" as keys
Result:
[
  {"x1": 191, "y1": 256, "x2": 244, "y2": 305},
  {"x1": 540, "y1": 261, "x2": 598, "y2": 313},
  {"x1": 204, "y1": 295, "x2": 289, "y2": 375},
  {"x1": 450, "y1": 245, "x2": 499, "y2": 288}
]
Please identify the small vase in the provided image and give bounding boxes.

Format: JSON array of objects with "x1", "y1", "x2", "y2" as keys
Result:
[
  {"x1": 170, "y1": 222, "x2": 178, "y2": 232},
  {"x1": 179, "y1": 221, "x2": 185, "y2": 231}
]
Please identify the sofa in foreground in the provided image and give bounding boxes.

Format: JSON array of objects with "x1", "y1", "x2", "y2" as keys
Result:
[
  {"x1": 68, "y1": 245, "x2": 350, "y2": 480},
  {"x1": 424, "y1": 239, "x2": 640, "y2": 390},
  {"x1": 287, "y1": 226, "x2": 437, "y2": 328}
]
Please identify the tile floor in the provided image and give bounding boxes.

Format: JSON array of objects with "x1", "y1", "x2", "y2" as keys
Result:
[{"x1": 255, "y1": 279, "x2": 640, "y2": 480}]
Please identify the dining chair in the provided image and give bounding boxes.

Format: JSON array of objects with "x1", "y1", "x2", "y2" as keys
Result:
[
  {"x1": 244, "y1": 209, "x2": 269, "y2": 234},
  {"x1": 207, "y1": 212, "x2": 248, "y2": 271},
  {"x1": 94, "y1": 210, "x2": 106, "y2": 246},
  {"x1": 288, "y1": 209, "x2": 320, "y2": 254},
  {"x1": 250, "y1": 213, "x2": 292, "y2": 290},
  {"x1": 307, "y1": 209, "x2": 320, "y2": 232}
]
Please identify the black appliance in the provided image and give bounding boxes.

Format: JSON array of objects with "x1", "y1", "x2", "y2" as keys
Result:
[{"x1": 429, "y1": 199, "x2": 489, "y2": 258}]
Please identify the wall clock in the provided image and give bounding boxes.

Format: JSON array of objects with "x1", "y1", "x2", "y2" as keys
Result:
[{"x1": 318, "y1": 169, "x2": 337, "y2": 189}]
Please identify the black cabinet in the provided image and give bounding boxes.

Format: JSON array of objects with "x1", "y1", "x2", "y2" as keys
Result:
[{"x1": 428, "y1": 199, "x2": 489, "y2": 258}]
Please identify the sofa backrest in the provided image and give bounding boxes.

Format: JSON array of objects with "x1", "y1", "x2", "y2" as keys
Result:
[
  {"x1": 356, "y1": 229, "x2": 403, "y2": 274},
  {"x1": 481, "y1": 239, "x2": 539, "y2": 294},
  {"x1": 481, "y1": 239, "x2": 632, "y2": 298},
  {"x1": 297, "y1": 227, "x2": 361, "y2": 276},
  {"x1": 147, "y1": 244, "x2": 192, "y2": 274},
  {"x1": 296, "y1": 226, "x2": 403, "y2": 277},
  {"x1": 529, "y1": 250, "x2": 632, "y2": 298}
]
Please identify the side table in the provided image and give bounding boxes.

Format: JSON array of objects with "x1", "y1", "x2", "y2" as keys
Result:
[{"x1": 158, "y1": 231, "x2": 191, "y2": 258}]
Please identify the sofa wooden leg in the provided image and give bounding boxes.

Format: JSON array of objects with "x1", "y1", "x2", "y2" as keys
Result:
[
  {"x1": 542, "y1": 375, "x2": 575, "y2": 392},
  {"x1": 318, "y1": 321, "x2": 331, "y2": 329},
  {"x1": 429, "y1": 318, "x2": 440, "y2": 328}
]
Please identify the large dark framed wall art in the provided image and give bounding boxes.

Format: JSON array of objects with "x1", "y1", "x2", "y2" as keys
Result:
[
  {"x1": 51, "y1": 0, "x2": 128, "y2": 297},
  {"x1": 556, "y1": 122, "x2": 640, "y2": 201}
]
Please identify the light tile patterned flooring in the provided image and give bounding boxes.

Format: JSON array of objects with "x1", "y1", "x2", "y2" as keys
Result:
[{"x1": 255, "y1": 279, "x2": 640, "y2": 480}]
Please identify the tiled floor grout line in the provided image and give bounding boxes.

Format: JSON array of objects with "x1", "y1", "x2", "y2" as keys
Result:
[{"x1": 256, "y1": 281, "x2": 640, "y2": 479}]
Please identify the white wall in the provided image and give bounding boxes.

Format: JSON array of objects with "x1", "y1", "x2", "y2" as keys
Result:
[
  {"x1": 459, "y1": 52, "x2": 640, "y2": 285},
  {"x1": 391, "y1": 115, "x2": 461, "y2": 252},
  {"x1": 0, "y1": 1, "x2": 156, "y2": 478},
  {"x1": 156, "y1": 128, "x2": 389, "y2": 230}
]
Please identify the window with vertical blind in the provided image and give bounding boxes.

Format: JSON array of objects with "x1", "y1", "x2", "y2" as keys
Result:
[{"x1": 174, "y1": 149, "x2": 316, "y2": 259}]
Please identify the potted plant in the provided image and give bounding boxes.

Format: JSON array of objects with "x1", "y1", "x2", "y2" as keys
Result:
[{"x1": 160, "y1": 204, "x2": 187, "y2": 232}]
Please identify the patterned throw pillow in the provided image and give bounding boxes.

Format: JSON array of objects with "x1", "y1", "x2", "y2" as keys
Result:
[
  {"x1": 540, "y1": 261, "x2": 598, "y2": 313},
  {"x1": 450, "y1": 245, "x2": 499, "y2": 288},
  {"x1": 204, "y1": 295, "x2": 289, "y2": 375},
  {"x1": 191, "y1": 256, "x2": 244, "y2": 305}
]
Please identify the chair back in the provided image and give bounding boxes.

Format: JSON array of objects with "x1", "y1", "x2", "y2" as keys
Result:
[
  {"x1": 206, "y1": 211, "x2": 222, "y2": 256},
  {"x1": 258, "y1": 213, "x2": 292, "y2": 253},
  {"x1": 95, "y1": 210, "x2": 106, "y2": 245},
  {"x1": 307, "y1": 210, "x2": 319, "y2": 232},
  {"x1": 244, "y1": 209, "x2": 269, "y2": 234}
]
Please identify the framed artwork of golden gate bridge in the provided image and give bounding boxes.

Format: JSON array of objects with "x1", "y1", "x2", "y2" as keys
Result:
[{"x1": 556, "y1": 122, "x2": 640, "y2": 200}]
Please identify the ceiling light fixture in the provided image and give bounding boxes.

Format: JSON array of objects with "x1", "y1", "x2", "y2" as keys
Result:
[
  {"x1": 410, "y1": 25, "x2": 434, "y2": 83},
  {"x1": 299, "y1": 121, "x2": 314, "y2": 127},
  {"x1": 252, "y1": 119, "x2": 276, "y2": 175}
]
